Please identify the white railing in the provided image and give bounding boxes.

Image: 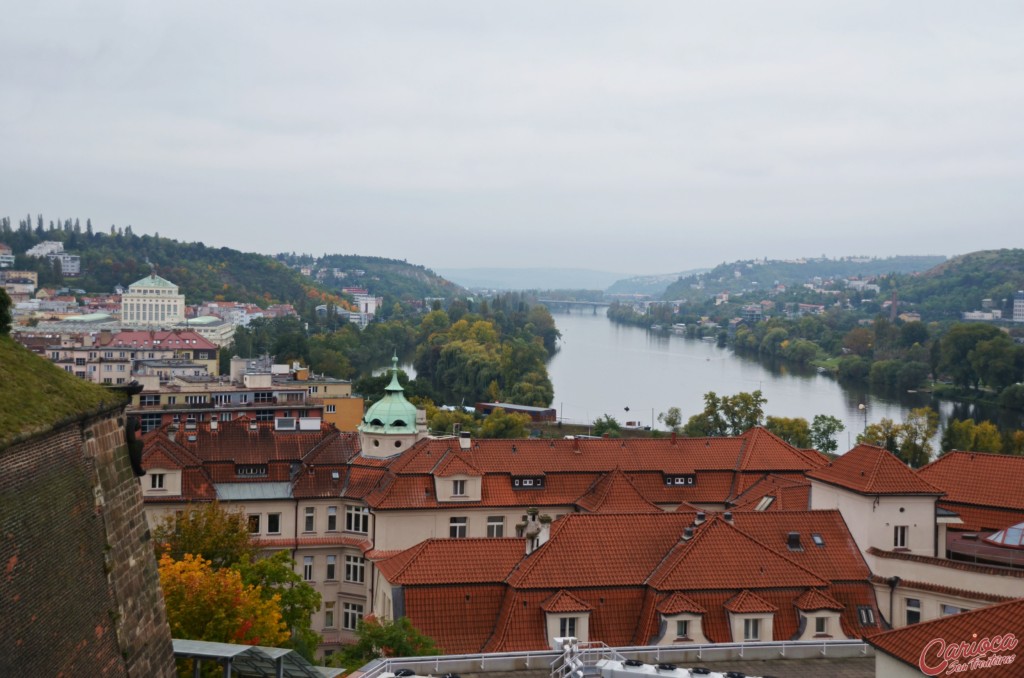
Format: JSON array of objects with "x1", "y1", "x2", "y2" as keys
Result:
[{"x1": 353, "y1": 639, "x2": 870, "y2": 678}]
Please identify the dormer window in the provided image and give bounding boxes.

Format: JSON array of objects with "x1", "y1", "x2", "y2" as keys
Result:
[
  {"x1": 663, "y1": 474, "x2": 696, "y2": 486},
  {"x1": 453, "y1": 480, "x2": 466, "y2": 496},
  {"x1": 512, "y1": 476, "x2": 545, "y2": 489},
  {"x1": 236, "y1": 464, "x2": 267, "y2": 477}
]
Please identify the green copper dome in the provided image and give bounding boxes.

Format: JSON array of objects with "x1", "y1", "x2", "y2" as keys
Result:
[{"x1": 358, "y1": 355, "x2": 418, "y2": 435}]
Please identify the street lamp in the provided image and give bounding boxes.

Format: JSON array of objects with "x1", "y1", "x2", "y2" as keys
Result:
[{"x1": 858, "y1": 403, "x2": 867, "y2": 432}]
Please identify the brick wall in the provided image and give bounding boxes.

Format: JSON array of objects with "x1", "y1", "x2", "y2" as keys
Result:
[{"x1": 0, "y1": 408, "x2": 175, "y2": 677}]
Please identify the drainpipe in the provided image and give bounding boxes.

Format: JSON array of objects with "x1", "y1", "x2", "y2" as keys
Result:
[{"x1": 887, "y1": 576, "x2": 901, "y2": 628}]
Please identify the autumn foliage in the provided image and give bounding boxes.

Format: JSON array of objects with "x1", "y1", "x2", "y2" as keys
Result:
[{"x1": 159, "y1": 553, "x2": 288, "y2": 647}]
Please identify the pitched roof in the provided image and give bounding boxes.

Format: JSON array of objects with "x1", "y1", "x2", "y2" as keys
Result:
[
  {"x1": 806, "y1": 444, "x2": 943, "y2": 495},
  {"x1": 541, "y1": 590, "x2": 593, "y2": 613},
  {"x1": 920, "y1": 450, "x2": 1024, "y2": 510},
  {"x1": 655, "y1": 592, "x2": 706, "y2": 615},
  {"x1": 373, "y1": 538, "x2": 525, "y2": 585},
  {"x1": 867, "y1": 597, "x2": 1024, "y2": 672},
  {"x1": 794, "y1": 588, "x2": 844, "y2": 611},
  {"x1": 647, "y1": 517, "x2": 828, "y2": 591},
  {"x1": 574, "y1": 468, "x2": 662, "y2": 514},
  {"x1": 737, "y1": 427, "x2": 829, "y2": 472},
  {"x1": 433, "y1": 452, "x2": 482, "y2": 478},
  {"x1": 724, "y1": 590, "x2": 777, "y2": 613},
  {"x1": 729, "y1": 473, "x2": 811, "y2": 512}
]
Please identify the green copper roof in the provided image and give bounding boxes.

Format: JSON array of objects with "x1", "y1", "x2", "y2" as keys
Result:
[
  {"x1": 359, "y1": 355, "x2": 417, "y2": 435},
  {"x1": 129, "y1": 274, "x2": 178, "y2": 289}
]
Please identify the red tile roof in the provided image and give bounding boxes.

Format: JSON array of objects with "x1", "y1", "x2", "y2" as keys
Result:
[
  {"x1": 794, "y1": 588, "x2": 844, "y2": 611},
  {"x1": 920, "y1": 450, "x2": 1024, "y2": 511},
  {"x1": 867, "y1": 597, "x2": 1024, "y2": 673},
  {"x1": 541, "y1": 590, "x2": 593, "y2": 613},
  {"x1": 648, "y1": 517, "x2": 828, "y2": 592},
  {"x1": 724, "y1": 590, "x2": 777, "y2": 613},
  {"x1": 106, "y1": 329, "x2": 217, "y2": 351},
  {"x1": 655, "y1": 592, "x2": 706, "y2": 615},
  {"x1": 807, "y1": 444, "x2": 943, "y2": 495},
  {"x1": 373, "y1": 538, "x2": 525, "y2": 585},
  {"x1": 729, "y1": 474, "x2": 811, "y2": 512},
  {"x1": 433, "y1": 452, "x2": 483, "y2": 477},
  {"x1": 574, "y1": 468, "x2": 662, "y2": 514},
  {"x1": 939, "y1": 503, "x2": 1024, "y2": 533}
]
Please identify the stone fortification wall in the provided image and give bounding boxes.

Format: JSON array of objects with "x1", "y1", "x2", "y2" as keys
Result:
[{"x1": 0, "y1": 409, "x2": 174, "y2": 677}]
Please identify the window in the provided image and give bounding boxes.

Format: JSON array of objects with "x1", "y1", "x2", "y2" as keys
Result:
[
  {"x1": 487, "y1": 516, "x2": 504, "y2": 538},
  {"x1": 323, "y1": 602, "x2": 335, "y2": 628},
  {"x1": 236, "y1": 464, "x2": 267, "y2": 477},
  {"x1": 140, "y1": 395, "x2": 160, "y2": 406},
  {"x1": 166, "y1": 396, "x2": 176, "y2": 405},
  {"x1": 343, "y1": 603, "x2": 364, "y2": 630},
  {"x1": 906, "y1": 598, "x2": 921, "y2": 625},
  {"x1": 559, "y1": 617, "x2": 577, "y2": 637},
  {"x1": 743, "y1": 618, "x2": 760, "y2": 641},
  {"x1": 185, "y1": 395, "x2": 205, "y2": 404},
  {"x1": 326, "y1": 555, "x2": 337, "y2": 581},
  {"x1": 452, "y1": 479, "x2": 466, "y2": 496},
  {"x1": 450, "y1": 517, "x2": 468, "y2": 538},
  {"x1": 140, "y1": 413, "x2": 162, "y2": 433},
  {"x1": 303, "y1": 556, "x2": 314, "y2": 581},
  {"x1": 814, "y1": 617, "x2": 828, "y2": 635},
  {"x1": 811, "y1": 533, "x2": 825, "y2": 547},
  {"x1": 248, "y1": 515, "x2": 260, "y2": 534},
  {"x1": 254, "y1": 392, "x2": 274, "y2": 403},
  {"x1": 326, "y1": 404, "x2": 336, "y2": 413},
  {"x1": 256, "y1": 410, "x2": 275, "y2": 422},
  {"x1": 345, "y1": 556, "x2": 365, "y2": 583},
  {"x1": 894, "y1": 525, "x2": 908, "y2": 549},
  {"x1": 150, "y1": 473, "x2": 165, "y2": 490},
  {"x1": 304, "y1": 507, "x2": 315, "y2": 532},
  {"x1": 267, "y1": 513, "x2": 281, "y2": 534},
  {"x1": 942, "y1": 604, "x2": 966, "y2": 616},
  {"x1": 675, "y1": 620, "x2": 690, "y2": 639},
  {"x1": 346, "y1": 505, "x2": 369, "y2": 533},
  {"x1": 327, "y1": 506, "x2": 338, "y2": 531},
  {"x1": 857, "y1": 606, "x2": 876, "y2": 626}
]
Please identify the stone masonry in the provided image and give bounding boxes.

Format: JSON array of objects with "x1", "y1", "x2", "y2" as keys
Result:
[{"x1": 0, "y1": 407, "x2": 175, "y2": 677}]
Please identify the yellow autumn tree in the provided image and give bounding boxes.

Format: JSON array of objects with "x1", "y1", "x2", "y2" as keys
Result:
[{"x1": 159, "y1": 553, "x2": 288, "y2": 647}]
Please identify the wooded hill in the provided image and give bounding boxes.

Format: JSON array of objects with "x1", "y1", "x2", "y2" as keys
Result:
[
  {"x1": 881, "y1": 249, "x2": 1024, "y2": 321},
  {"x1": 661, "y1": 255, "x2": 946, "y2": 301}
]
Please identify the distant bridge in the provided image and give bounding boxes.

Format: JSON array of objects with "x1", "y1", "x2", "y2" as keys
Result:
[{"x1": 538, "y1": 299, "x2": 611, "y2": 314}]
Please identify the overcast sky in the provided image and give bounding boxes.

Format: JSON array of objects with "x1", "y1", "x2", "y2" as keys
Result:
[{"x1": 2, "y1": 2, "x2": 1022, "y2": 276}]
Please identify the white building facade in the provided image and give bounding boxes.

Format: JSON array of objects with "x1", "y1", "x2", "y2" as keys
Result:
[{"x1": 121, "y1": 274, "x2": 186, "y2": 328}]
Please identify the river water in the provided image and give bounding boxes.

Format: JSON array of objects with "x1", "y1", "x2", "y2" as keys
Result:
[{"x1": 547, "y1": 308, "x2": 938, "y2": 450}]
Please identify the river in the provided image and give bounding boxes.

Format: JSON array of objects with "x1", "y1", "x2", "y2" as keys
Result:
[{"x1": 547, "y1": 308, "x2": 941, "y2": 450}]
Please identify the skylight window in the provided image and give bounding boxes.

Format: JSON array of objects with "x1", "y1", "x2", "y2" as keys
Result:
[
  {"x1": 754, "y1": 496, "x2": 775, "y2": 511},
  {"x1": 811, "y1": 533, "x2": 825, "y2": 547}
]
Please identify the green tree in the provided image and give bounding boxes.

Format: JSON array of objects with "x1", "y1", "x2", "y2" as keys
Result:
[
  {"x1": 153, "y1": 501, "x2": 257, "y2": 569},
  {"x1": 810, "y1": 414, "x2": 846, "y2": 455},
  {"x1": 592, "y1": 414, "x2": 622, "y2": 438},
  {"x1": 658, "y1": 407, "x2": 683, "y2": 433},
  {"x1": 0, "y1": 288, "x2": 11, "y2": 336},
  {"x1": 764, "y1": 416, "x2": 811, "y2": 448},
  {"x1": 969, "y1": 335, "x2": 1024, "y2": 393},
  {"x1": 233, "y1": 551, "x2": 322, "y2": 660},
  {"x1": 326, "y1": 616, "x2": 439, "y2": 672},
  {"x1": 939, "y1": 323, "x2": 1004, "y2": 390},
  {"x1": 899, "y1": 407, "x2": 939, "y2": 468},
  {"x1": 941, "y1": 419, "x2": 1003, "y2": 454},
  {"x1": 682, "y1": 390, "x2": 765, "y2": 437},
  {"x1": 479, "y1": 408, "x2": 532, "y2": 438}
]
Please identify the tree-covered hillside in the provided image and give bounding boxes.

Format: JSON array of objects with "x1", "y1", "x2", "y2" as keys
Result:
[
  {"x1": 0, "y1": 215, "x2": 331, "y2": 312},
  {"x1": 278, "y1": 253, "x2": 461, "y2": 306},
  {"x1": 881, "y1": 249, "x2": 1024, "y2": 320},
  {"x1": 661, "y1": 255, "x2": 945, "y2": 301}
]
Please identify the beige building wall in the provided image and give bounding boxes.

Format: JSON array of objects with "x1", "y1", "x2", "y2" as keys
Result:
[
  {"x1": 373, "y1": 506, "x2": 574, "y2": 551},
  {"x1": 324, "y1": 396, "x2": 363, "y2": 431},
  {"x1": 653, "y1": 614, "x2": 709, "y2": 645},
  {"x1": 809, "y1": 481, "x2": 937, "y2": 556}
]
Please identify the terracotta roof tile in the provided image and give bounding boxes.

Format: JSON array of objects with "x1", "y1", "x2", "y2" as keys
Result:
[
  {"x1": 574, "y1": 468, "x2": 662, "y2": 514},
  {"x1": 729, "y1": 510, "x2": 872, "y2": 581},
  {"x1": 506, "y1": 513, "x2": 694, "y2": 588},
  {"x1": 938, "y1": 503, "x2": 1024, "y2": 533},
  {"x1": 433, "y1": 451, "x2": 483, "y2": 477},
  {"x1": 374, "y1": 538, "x2": 525, "y2": 585},
  {"x1": 648, "y1": 517, "x2": 828, "y2": 591},
  {"x1": 404, "y1": 584, "x2": 510, "y2": 654},
  {"x1": 868, "y1": 575, "x2": 1014, "y2": 605},
  {"x1": 255, "y1": 536, "x2": 371, "y2": 551},
  {"x1": 737, "y1": 427, "x2": 829, "y2": 472},
  {"x1": 807, "y1": 444, "x2": 943, "y2": 495},
  {"x1": 867, "y1": 597, "x2": 1024, "y2": 672},
  {"x1": 655, "y1": 592, "x2": 706, "y2": 615},
  {"x1": 867, "y1": 546, "x2": 1024, "y2": 580},
  {"x1": 724, "y1": 589, "x2": 777, "y2": 613},
  {"x1": 541, "y1": 590, "x2": 593, "y2": 613},
  {"x1": 729, "y1": 474, "x2": 811, "y2": 512},
  {"x1": 920, "y1": 450, "x2": 1024, "y2": 511},
  {"x1": 794, "y1": 588, "x2": 844, "y2": 611}
]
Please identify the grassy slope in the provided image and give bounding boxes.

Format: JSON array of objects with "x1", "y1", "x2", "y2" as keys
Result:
[{"x1": 0, "y1": 336, "x2": 124, "y2": 447}]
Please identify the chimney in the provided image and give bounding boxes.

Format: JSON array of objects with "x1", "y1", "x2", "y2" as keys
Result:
[
  {"x1": 459, "y1": 431, "x2": 471, "y2": 450},
  {"x1": 723, "y1": 511, "x2": 734, "y2": 524},
  {"x1": 523, "y1": 509, "x2": 552, "y2": 555},
  {"x1": 787, "y1": 532, "x2": 802, "y2": 550},
  {"x1": 671, "y1": 431, "x2": 677, "y2": 445},
  {"x1": 210, "y1": 420, "x2": 218, "y2": 431},
  {"x1": 682, "y1": 527, "x2": 694, "y2": 541},
  {"x1": 167, "y1": 426, "x2": 177, "y2": 443},
  {"x1": 694, "y1": 511, "x2": 706, "y2": 526}
]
